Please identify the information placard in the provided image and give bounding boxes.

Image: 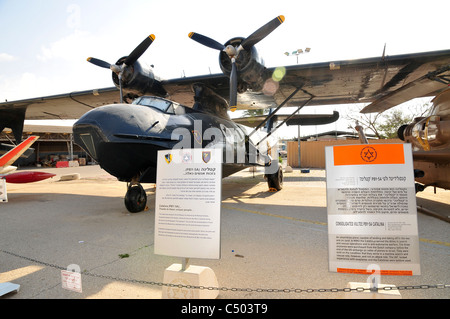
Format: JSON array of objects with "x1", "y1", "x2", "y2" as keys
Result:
[
  {"x1": 61, "y1": 270, "x2": 82, "y2": 293},
  {"x1": 154, "y1": 148, "x2": 222, "y2": 259},
  {"x1": 325, "y1": 144, "x2": 420, "y2": 275}
]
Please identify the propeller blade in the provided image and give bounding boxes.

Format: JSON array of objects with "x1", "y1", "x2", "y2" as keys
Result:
[
  {"x1": 240, "y1": 15, "x2": 285, "y2": 50},
  {"x1": 87, "y1": 57, "x2": 111, "y2": 69},
  {"x1": 229, "y1": 58, "x2": 237, "y2": 111},
  {"x1": 118, "y1": 74, "x2": 123, "y2": 103},
  {"x1": 188, "y1": 32, "x2": 225, "y2": 51},
  {"x1": 124, "y1": 34, "x2": 155, "y2": 66}
]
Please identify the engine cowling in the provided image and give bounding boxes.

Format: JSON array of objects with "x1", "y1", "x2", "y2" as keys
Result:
[
  {"x1": 112, "y1": 57, "x2": 167, "y2": 98},
  {"x1": 219, "y1": 37, "x2": 266, "y2": 93}
]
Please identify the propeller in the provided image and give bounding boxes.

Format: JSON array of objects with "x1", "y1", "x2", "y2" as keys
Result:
[
  {"x1": 189, "y1": 15, "x2": 285, "y2": 110},
  {"x1": 87, "y1": 34, "x2": 156, "y2": 103}
]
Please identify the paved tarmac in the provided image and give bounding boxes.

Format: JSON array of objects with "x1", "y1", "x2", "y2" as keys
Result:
[{"x1": 0, "y1": 165, "x2": 449, "y2": 300}]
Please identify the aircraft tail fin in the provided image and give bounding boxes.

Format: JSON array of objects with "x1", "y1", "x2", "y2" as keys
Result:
[{"x1": 0, "y1": 136, "x2": 39, "y2": 168}]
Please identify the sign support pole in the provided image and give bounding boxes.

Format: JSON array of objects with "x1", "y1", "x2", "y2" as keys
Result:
[{"x1": 181, "y1": 258, "x2": 189, "y2": 271}]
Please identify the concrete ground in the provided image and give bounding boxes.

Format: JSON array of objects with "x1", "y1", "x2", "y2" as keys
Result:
[{"x1": 0, "y1": 165, "x2": 449, "y2": 300}]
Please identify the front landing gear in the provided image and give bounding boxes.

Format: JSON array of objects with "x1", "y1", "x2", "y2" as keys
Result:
[
  {"x1": 265, "y1": 167, "x2": 283, "y2": 192},
  {"x1": 124, "y1": 183, "x2": 147, "y2": 213}
]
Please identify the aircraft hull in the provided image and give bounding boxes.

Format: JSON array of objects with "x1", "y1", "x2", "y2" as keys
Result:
[
  {"x1": 76, "y1": 137, "x2": 251, "y2": 183},
  {"x1": 73, "y1": 122, "x2": 254, "y2": 183},
  {"x1": 72, "y1": 97, "x2": 274, "y2": 184}
]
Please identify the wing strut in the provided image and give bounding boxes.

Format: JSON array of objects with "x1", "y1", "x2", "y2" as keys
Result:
[
  {"x1": 255, "y1": 91, "x2": 315, "y2": 147},
  {"x1": 247, "y1": 86, "x2": 315, "y2": 145},
  {"x1": 248, "y1": 86, "x2": 304, "y2": 138}
]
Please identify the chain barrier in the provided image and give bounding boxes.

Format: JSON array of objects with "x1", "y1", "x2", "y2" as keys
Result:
[{"x1": 2, "y1": 249, "x2": 449, "y2": 294}]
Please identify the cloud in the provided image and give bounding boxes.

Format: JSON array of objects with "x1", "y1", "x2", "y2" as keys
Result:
[
  {"x1": 0, "y1": 72, "x2": 50, "y2": 101},
  {"x1": 0, "y1": 53, "x2": 17, "y2": 62},
  {"x1": 36, "y1": 30, "x2": 98, "y2": 63}
]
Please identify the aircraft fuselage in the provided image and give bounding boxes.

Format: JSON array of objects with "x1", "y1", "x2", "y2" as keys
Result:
[{"x1": 73, "y1": 96, "x2": 274, "y2": 184}]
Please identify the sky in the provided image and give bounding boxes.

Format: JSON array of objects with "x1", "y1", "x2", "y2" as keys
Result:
[{"x1": 1, "y1": 0, "x2": 448, "y2": 138}]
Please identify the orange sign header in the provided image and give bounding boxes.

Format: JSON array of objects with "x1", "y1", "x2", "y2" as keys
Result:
[
  {"x1": 337, "y1": 268, "x2": 413, "y2": 276},
  {"x1": 333, "y1": 144, "x2": 405, "y2": 166}
]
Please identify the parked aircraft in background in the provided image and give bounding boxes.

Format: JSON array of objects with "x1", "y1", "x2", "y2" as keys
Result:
[
  {"x1": 0, "y1": 136, "x2": 39, "y2": 175},
  {"x1": 397, "y1": 88, "x2": 450, "y2": 191},
  {"x1": 0, "y1": 136, "x2": 55, "y2": 183}
]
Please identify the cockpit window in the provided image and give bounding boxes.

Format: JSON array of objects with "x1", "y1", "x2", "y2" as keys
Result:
[
  {"x1": 133, "y1": 96, "x2": 174, "y2": 113},
  {"x1": 132, "y1": 96, "x2": 186, "y2": 115}
]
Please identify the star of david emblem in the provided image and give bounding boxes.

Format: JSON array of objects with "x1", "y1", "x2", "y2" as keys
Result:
[{"x1": 360, "y1": 146, "x2": 377, "y2": 162}]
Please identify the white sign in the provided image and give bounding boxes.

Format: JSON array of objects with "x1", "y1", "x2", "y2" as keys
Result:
[
  {"x1": 0, "y1": 179, "x2": 7, "y2": 202},
  {"x1": 61, "y1": 270, "x2": 82, "y2": 293},
  {"x1": 155, "y1": 148, "x2": 222, "y2": 259},
  {"x1": 325, "y1": 144, "x2": 420, "y2": 276}
]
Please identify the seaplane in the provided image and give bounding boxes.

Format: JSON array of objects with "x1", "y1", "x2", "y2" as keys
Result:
[{"x1": 1, "y1": 15, "x2": 450, "y2": 212}]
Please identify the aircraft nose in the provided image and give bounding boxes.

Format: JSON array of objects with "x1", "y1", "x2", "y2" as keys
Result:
[
  {"x1": 74, "y1": 103, "x2": 160, "y2": 137},
  {"x1": 72, "y1": 103, "x2": 169, "y2": 161},
  {"x1": 72, "y1": 105, "x2": 127, "y2": 160},
  {"x1": 73, "y1": 116, "x2": 104, "y2": 161}
]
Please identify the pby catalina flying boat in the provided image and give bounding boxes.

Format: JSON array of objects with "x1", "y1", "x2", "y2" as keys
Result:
[
  {"x1": 1, "y1": 15, "x2": 450, "y2": 212},
  {"x1": 75, "y1": 16, "x2": 296, "y2": 212},
  {"x1": 0, "y1": 136, "x2": 55, "y2": 183}
]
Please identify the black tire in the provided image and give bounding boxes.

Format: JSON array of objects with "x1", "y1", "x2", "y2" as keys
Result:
[
  {"x1": 124, "y1": 184, "x2": 147, "y2": 213},
  {"x1": 267, "y1": 167, "x2": 283, "y2": 191}
]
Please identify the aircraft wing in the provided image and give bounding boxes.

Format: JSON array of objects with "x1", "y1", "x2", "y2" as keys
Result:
[
  {"x1": 0, "y1": 87, "x2": 119, "y2": 120},
  {"x1": 360, "y1": 63, "x2": 450, "y2": 113},
  {"x1": 276, "y1": 49, "x2": 450, "y2": 110},
  {"x1": 2, "y1": 49, "x2": 449, "y2": 118},
  {"x1": 164, "y1": 49, "x2": 450, "y2": 111},
  {"x1": 1, "y1": 49, "x2": 450, "y2": 143},
  {"x1": 0, "y1": 87, "x2": 119, "y2": 142},
  {"x1": 0, "y1": 136, "x2": 38, "y2": 169}
]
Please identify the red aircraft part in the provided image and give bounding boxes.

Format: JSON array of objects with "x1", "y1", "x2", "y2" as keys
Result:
[{"x1": 4, "y1": 171, "x2": 56, "y2": 183}]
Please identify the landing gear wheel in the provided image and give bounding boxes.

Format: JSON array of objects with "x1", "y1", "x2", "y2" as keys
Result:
[
  {"x1": 124, "y1": 183, "x2": 147, "y2": 213},
  {"x1": 266, "y1": 167, "x2": 283, "y2": 191}
]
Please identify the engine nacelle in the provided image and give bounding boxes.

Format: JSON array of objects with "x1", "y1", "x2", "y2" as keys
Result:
[
  {"x1": 219, "y1": 37, "x2": 267, "y2": 93},
  {"x1": 398, "y1": 116, "x2": 450, "y2": 151},
  {"x1": 398, "y1": 89, "x2": 450, "y2": 152},
  {"x1": 112, "y1": 57, "x2": 167, "y2": 99}
]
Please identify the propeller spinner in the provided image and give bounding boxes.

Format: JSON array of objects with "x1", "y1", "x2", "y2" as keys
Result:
[
  {"x1": 87, "y1": 34, "x2": 156, "y2": 103},
  {"x1": 189, "y1": 16, "x2": 285, "y2": 110}
]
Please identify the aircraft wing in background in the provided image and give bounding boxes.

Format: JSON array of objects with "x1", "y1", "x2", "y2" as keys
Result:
[{"x1": 0, "y1": 136, "x2": 39, "y2": 174}]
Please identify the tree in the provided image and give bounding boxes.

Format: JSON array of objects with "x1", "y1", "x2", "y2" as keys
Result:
[
  {"x1": 346, "y1": 100, "x2": 430, "y2": 139},
  {"x1": 377, "y1": 109, "x2": 412, "y2": 139}
]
